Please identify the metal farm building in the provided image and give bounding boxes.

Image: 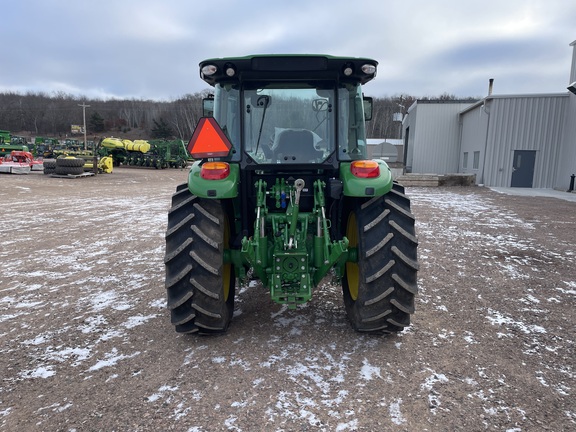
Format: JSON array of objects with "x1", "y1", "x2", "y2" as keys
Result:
[
  {"x1": 402, "y1": 101, "x2": 473, "y2": 175},
  {"x1": 401, "y1": 39, "x2": 576, "y2": 191}
]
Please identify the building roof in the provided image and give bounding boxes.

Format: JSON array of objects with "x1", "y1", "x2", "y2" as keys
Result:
[
  {"x1": 367, "y1": 138, "x2": 403, "y2": 146},
  {"x1": 459, "y1": 92, "x2": 569, "y2": 115}
]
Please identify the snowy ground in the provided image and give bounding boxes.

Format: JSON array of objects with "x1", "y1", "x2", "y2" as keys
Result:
[{"x1": 1, "y1": 169, "x2": 575, "y2": 431}]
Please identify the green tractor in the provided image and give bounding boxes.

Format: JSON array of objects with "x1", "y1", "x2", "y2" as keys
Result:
[
  {"x1": 0, "y1": 130, "x2": 30, "y2": 156},
  {"x1": 0, "y1": 130, "x2": 10, "y2": 144},
  {"x1": 164, "y1": 55, "x2": 419, "y2": 335},
  {"x1": 34, "y1": 137, "x2": 61, "y2": 158}
]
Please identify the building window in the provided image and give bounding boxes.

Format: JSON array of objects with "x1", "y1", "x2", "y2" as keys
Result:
[
  {"x1": 463, "y1": 152, "x2": 468, "y2": 169},
  {"x1": 473, "y1": 151, "x2": 480, "y2": 170}
]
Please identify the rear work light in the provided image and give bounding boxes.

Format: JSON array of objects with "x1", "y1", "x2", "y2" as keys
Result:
[
  {"x1": 225, "y1": 63, "x2": 236, "y2": 77},
  {"x1": 361, "y1": 64, "x2": 377, "y2": 75},
  {"x1": 350, "y1": 160, "x2": 380, "y2": 178},
  {"x1": 201, "y1": 64, "x2": 218, "y2": 77},
  {"x1": 201, "y1": 161, "x2": 230, "y2": 180}
]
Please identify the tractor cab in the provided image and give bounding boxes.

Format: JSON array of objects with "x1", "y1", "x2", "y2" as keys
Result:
[
  {"x1": 194, "y1": 55, "x2": 376, "y2": 170},
  {"x1": 187, "y1": 55, "x2": 387, "y2": 216}
]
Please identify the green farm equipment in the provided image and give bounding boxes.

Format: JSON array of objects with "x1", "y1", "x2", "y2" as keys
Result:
[
  {"x1": 0, "y1": 131, "x2": 29, "y2": 156},
  {"x1": 34, "y1": 137, "x2": 61, "y2": 158},
  {"x1": 0, "y1": 130, "x2": 9, "y2": 144},
  {"x1": 100, "y1": 137, "x2": 188, "y2": 168},
  {"x1": 164, "y1": 55, "x2": 419, "y2": 335},
  {"x1": 148, "y1": 139, "x2": 190, "y2": 168}
]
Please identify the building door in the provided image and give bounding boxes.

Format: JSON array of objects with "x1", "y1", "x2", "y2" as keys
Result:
[{"x1": 511, "y1": 150, "x2": 536, "y2": 188}]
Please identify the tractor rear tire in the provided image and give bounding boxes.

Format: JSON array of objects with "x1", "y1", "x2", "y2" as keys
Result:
[
  {"x1": 164, "y1": 183, "x2": 235, "y2": 334},
  {"x1": 342, "y1": 182, "x2": 419, "y2": 333}
]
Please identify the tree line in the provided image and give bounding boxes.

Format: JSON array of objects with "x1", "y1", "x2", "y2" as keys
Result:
[{"x1": 0, "y1": 91, "x2": 477, "y2": 140}]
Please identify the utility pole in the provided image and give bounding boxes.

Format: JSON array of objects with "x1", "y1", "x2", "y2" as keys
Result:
[{"x1": 78, "y1": 102, "x2": 90, "y2": 151}]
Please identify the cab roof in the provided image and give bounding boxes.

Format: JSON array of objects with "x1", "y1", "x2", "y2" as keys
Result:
[{"x1": 198, "y1": 54, "x2": 378, "y2": 86}]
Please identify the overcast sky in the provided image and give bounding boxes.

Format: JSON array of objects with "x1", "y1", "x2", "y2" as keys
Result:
[{"x1": 1, "y1": 0, "x2": 575, "y2": 101}]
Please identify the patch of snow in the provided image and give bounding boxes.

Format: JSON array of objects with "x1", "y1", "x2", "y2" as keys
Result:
[
  {"x1": 389, "y1": 398, "x2": 406, "y2": 425},
  {"x1": 336, "y1": 419, "x2": 358, "y2": 431},
  {"x1": 88, "y1": 348, "x2": 141, "y2": 371},
  {"x1": 359, "y1": 359, "x2": 381, "y2": 381},
  {"x1": 147, "y1": 384, "x2": 179, "y2": 402},
  {"x1": 486, "y1": 308, "x2": 547, "y2": 334},
  {"x1": 19, "y1": 366, "x2": 55, "y2": 379},
  {"x1": 122, "y1": 314, "x2": 157, "y2": 329}
]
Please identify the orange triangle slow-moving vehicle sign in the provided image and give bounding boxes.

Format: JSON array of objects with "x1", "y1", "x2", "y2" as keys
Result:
[{"x1": 187, "y1": 117, "x2": 232, "y2": 158}]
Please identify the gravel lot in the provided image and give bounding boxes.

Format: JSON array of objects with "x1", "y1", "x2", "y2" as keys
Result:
[{"x1": 1, "y1": 168, "x2": 575, "y2": 431}]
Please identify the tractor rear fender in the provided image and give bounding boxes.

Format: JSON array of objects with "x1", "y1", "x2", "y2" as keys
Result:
[
  {"x1": 188, "y1": 160, "x2": 239, "y2": 199},
  {"x1": 339, "y1": 159, "x2": 394, "y2": 197}
]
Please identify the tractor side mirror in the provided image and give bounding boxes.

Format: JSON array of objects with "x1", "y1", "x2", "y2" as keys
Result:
[
  {"x1": 312, "y1": 98, "x2": 329, "y2": 112},
  {"x1": 250, "y1": 95, "x2": 271, "y2": 108},
  {"x1": 203, "y1": 97, "x2": 214, "y2": 117},
  {"x1": 363, "y1": 96, "x2": 373, "y2": 121}
]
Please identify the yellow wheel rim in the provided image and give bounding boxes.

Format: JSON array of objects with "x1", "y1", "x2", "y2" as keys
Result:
[
  {"x1": 346, "y1": 212, "x2": 359, "y2": 301},
  {"x1": 223, "y1": 215, "x2": 232, "y2": 301}
]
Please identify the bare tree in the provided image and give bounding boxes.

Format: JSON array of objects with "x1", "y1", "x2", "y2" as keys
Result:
[{"x1": 0, "y1": 90, "x2": 472, "y2": 140}]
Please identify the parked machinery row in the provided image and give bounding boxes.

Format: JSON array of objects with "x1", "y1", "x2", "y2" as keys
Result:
[{"x1": 100, "y1": 138, "x2": 190, "y2": 169}]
